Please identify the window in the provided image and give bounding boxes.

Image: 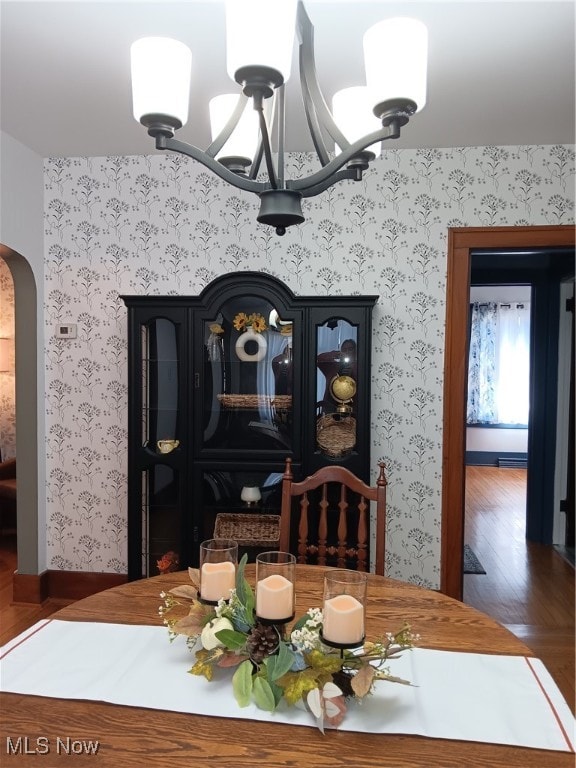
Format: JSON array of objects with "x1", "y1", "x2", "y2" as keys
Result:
[{"x1": 467, "y1": 301, "x2": 530, "y2": 426}]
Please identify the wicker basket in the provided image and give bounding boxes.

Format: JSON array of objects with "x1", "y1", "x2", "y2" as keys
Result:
[
  {"x1": 213, "y1": 513, "x2": 281, "y2": 547},
  {"x1": 316, "y1": 414, "x2": 357, "y2": 458},
  {"x1": 217, "y1": 394, "x2": 292, "y2": 410}
]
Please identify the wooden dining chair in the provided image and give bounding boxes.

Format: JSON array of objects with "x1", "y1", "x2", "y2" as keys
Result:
[{"x1": 279, "y1": 457, "x2": 387, "y2": 575}]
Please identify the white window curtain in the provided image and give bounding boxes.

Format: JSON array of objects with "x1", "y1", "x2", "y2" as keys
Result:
[{"x1": 467, "y1": 301, "x2": 531, "y2": 425}]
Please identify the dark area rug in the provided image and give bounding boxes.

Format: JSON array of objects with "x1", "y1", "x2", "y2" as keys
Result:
[{"x1": 463, "y1": 544, "x2": 486, "y2": 574}]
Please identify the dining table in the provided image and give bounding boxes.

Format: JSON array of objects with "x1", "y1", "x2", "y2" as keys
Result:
[{"x1": 1, "y1": 564, "x2": 574, "y2": 767}]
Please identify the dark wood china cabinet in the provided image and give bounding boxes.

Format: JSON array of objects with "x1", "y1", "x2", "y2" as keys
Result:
[{"x1": 122, "y1": 272, "x2": 377, "y2": 580}]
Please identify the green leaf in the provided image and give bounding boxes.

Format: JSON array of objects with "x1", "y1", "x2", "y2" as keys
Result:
[
  {"x1": 267, "y1": 641, "x2": 296, "y2": 682},
  {"x1": 215, "y1": 628, "x2": 247, "y2": 650},
  {"x1": 291, "y1": 613, "x2": 312, "y2": 632},
  {"x1": 236, "y1": 553, "x2": 255, "y2": 619},
  {"x1": 253, "y1": 677, "x2": 277, "y2": 712},
  {"x1": 232, "y1": 659, "x2": 253, "y2": 708}
]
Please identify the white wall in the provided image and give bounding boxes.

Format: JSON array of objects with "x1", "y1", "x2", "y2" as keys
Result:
[
  {"x1": 0, "y1": 131, "x2": 44, "y2": 268},
  {"x1": 466, "y1": 427, "x2": 528, "y2": 453},
  {"x1": 470, "y1": 286, "x2": 532, "y2": 304}
]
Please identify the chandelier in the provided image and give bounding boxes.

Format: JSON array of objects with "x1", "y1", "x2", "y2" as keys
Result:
[{"x1": 131, "y1": 1, "x2": 428, "y2": 235}]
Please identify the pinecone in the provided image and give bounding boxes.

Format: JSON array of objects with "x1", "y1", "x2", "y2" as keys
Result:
[{"x1": 246, "y1": 623, "x2": 279, "y2": 664}]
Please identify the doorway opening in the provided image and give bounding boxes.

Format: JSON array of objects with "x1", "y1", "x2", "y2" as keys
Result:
[
  {"x1": 464, "y1": 283, "x2": 532, "y2": 573},
  {"x1": 0, "y1": 244, "x2": 42, "y2": 586},
  {"x1": 441, "y1": 225, "x2": 575, "y2": 600},
  {"x1": 0, "y1": 257, "x2": 16, "y2": 563}
]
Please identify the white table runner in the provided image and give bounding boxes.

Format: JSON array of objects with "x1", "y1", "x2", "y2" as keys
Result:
[{"x1": 1, "y1": 619, "x2": 574, "y2": 753}]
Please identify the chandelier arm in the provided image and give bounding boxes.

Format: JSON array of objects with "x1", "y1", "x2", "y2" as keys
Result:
[
  {"x1": 296, "y1": 168, "x2": 361, "y2": 198},
  {"x1": 277, "y1": 84, "x2": 286, "y2": 188},
  {"x1": 254, "y1": 92, "x2": 279, "y2": 190},
  {"x1": 296, "y1": 2, "x2": 351, "y2": 166},
  {"x1": 287, "y1": 124, "x2": 401, "y2": 193},
  {"x1": 157, "y1": 135, "x2": 267, "y2": 193},
  {"x1": 205, "y1": 92, "x2": 250, "y2": 159},
  {"x1": 248, "y1": 93, "x2": 274, "y2": 181},
  {"x1": 248, "y1": 141, "x2": 264, "y2": 181}
]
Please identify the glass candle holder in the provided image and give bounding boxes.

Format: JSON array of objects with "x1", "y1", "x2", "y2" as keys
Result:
[
  {"x1": 199, "y1": 538, "x2": 238, "y2": 604},
  {"x1": 255, "y1": 551, "x2": 296, "y2": 624},
  {"x1": 321, "y1": 569, "x2": 368, "y2": 649}
]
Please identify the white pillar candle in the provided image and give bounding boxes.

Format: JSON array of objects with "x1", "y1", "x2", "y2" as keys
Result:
[
  {"x1": 200, "y1": 561, "x2": 236, "y2": 602},
  {"x1": 322, "y1": 594, "x2": 364, "y2": 645},
  {"x1": 256, "y1": 574, "x2": 294, "y2": 620}
]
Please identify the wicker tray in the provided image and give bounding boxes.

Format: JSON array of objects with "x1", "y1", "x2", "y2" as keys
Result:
[
  {"x1": 316, "y1": 414, "x2": 357, "y2": 458},
  {"x1": 213, "y1": 513, "x2": 281, "y2": 547},
  {"x1": 217, "y1": 394, "x2": 292, "y2": 410}
]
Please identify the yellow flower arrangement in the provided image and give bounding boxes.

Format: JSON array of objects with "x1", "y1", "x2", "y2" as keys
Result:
[{"x1": 233, "y1": 312, "x2": 267, "y2": 333}]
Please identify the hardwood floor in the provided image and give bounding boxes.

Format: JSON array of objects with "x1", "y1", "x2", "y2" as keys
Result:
[
  {"x1": 0, "y1": 534, "x2": 72, "y2": 646},
  {"x1": 1, "y1": 473, "x2": 574, "y2": 715},
  {"x1": 464, "y1": 465, "x2": 575, "y2": 715}
]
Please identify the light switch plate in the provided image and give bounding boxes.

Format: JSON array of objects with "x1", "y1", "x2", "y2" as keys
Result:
[{"x1": 55, "y1": 324, "x2": 77, "y2": 339}]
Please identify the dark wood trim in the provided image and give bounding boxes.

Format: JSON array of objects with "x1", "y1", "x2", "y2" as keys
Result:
[
  {"x1": 12, "y1": 570, "x2": 48, "y2": 603},
  {"x1": 47, "y1": 570, "x2": 128, "y2": 601},
  {"x1": 12, "y1": 570, "x2": 127, "y2": 604},
  {"x1": 441, "y1": 225, "x2": 575, "y2": 600}
]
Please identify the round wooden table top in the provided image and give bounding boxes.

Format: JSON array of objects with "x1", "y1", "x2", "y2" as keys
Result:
[{"x1": 1, "y1": 566, "x2": 571, "y2": 767}]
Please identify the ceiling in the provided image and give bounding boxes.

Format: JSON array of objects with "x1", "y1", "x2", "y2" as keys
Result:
[{"x1": 1, "y1": 0, "x2": 574, "y2": 159}]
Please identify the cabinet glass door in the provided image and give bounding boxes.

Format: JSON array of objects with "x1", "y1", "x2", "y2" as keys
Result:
[
  {"x1": 140, "y1": 316, "x2": 182, "y2": 577},
  {"x1": 316, "y1": 318, "x2": 358, "y2": 458},
  {"x1": 142, "y1": 464, "x2": 181, "y2": 577},
  {"x1": 201, "y1": 298, "x2": 294, "y2": 453},
  {"x1": 142, "y1": 318, "x2": 179, "y2": 450}
]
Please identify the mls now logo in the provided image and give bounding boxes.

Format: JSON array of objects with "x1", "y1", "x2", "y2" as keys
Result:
[{"x1": 6, "y1": 737, "x2": 100, "y2": 755}]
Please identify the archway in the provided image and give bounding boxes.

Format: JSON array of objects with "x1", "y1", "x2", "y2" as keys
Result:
[{"x1": 0, "y1": 244, "x2": 42, "y2": 591}]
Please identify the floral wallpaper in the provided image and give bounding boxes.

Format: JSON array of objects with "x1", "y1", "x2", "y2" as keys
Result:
[
  {"x1": 0, "y1": 259, "x2": 16, "y2": 460},
  {"x1": 43, "y1": 144, "x2": 575, "y2": 586}
]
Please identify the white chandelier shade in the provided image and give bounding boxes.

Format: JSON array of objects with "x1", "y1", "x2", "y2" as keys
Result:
[
  {"x1": 131, "y1": 37, "x2": 192, "y2": 126},
  {"x1": 225, "y1": 0, "x2": 298, "y2": 86},
  {"x1": 332, "y1": 87, "x2": 381, "y2": 155},
  {"x1": 130, "y1": 2, "x2": 428, "y2": 235},
  {"x1": 363, "y1": 17, "x2": 428, "y2": 113},
  {"x1": 209, "y1": 94, "x2": 260, "y2": 161}
]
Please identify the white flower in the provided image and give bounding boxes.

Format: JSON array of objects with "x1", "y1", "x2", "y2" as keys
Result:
[{"x1": 200, "y1": 617, "x2": 233, "y2": 650}]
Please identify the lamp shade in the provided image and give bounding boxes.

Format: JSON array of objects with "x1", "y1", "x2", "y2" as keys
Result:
[
  {"x1": 225, "y1": 0, "x2": 297, "y2": 84},
  {"x1": 209, "y1": 94, "x2": 260, "y2": 160},
  {"x1": 240, "y1": 485, "x2": 261, "y2": 504},
  {"x1": 363, "y1": 17, "x2": 428, "y2": 112},
  {"x1": 131, "y1": 37, "x2": 192, "y2": 124},
  {"x1": 332, "y1": 86, "x2": 381, "y2": 153}
]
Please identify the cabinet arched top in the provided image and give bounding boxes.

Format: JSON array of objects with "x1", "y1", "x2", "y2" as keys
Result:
[
  {"x1": 122, "y1": 271, "x2": 378, "y2": 311},
  {"x1": 198, "y1": 272, "x2": 297, "y2": 308}
]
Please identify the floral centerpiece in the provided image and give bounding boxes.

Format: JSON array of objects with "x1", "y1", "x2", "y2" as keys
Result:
[
  {"x1": 233, "y1": 312, "x2": 267, "y2": 333},
  {"x1": 159, "y1": 556, "x2": 417, "y2": 732}
]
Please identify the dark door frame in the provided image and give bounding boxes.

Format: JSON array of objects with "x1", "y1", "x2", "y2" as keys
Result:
[{"x1": 441, "y1": 225, "x2": 575, "y2": 600}]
